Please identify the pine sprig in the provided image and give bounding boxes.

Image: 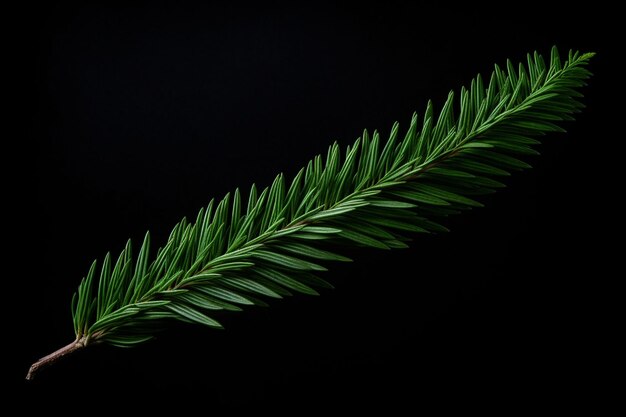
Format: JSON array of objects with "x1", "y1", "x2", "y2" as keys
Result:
[{"x1": 26, "y1": 47, "x2": 594, "y2": 380}]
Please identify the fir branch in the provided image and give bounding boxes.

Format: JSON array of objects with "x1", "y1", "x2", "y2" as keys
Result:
[{"x1": 27, "y1": 47, "x2": 594, "y2": 379}]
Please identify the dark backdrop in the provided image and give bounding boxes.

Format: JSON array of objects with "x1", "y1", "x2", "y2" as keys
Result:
[{"x1": 13, "y1": 2, "x2": 611, "y2": 412}]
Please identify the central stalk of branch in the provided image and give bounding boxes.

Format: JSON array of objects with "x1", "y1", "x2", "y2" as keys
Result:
[{"x1": 26, "y1": 337, "x2": 86, "y2": 380}]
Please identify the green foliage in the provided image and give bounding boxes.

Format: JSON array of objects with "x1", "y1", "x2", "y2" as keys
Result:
[{"x1": 71, "y1": 47, "x2": 593, "y2": 348}]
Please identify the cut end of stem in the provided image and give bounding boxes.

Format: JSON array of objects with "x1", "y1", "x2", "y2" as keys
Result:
[{"x1": 26, "y1": 338, "x2": 86, "y2": 381}]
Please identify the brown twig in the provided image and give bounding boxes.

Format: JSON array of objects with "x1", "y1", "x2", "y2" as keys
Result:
[{"x1": 26, "y1": 338, "x2": 86, "y2": 380}]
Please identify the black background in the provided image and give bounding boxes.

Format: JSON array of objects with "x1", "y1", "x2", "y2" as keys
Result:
[{"x1": 12, "y1": 2, "x2": 612, "y2": 412}]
